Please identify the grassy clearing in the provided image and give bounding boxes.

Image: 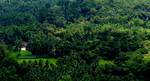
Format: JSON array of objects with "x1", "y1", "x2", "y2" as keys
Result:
[
  {"x1": 17, "y1": 58, "x2": 58, "y2": 66},
  {"x1": 9, "y1": 51, "x2": 58, "y2": 66},
  {"x1": 143, "y1": 51, "x2": 150, "y2": 64},
  {"x1": 98, "y1": 59, "x2": 115, "y2": 66},
  {"x1": 9, "y1": 50, "x2": 32, "y2": 59},
  {"x1": 19, "y1": 50, "x2": 32, "y2": 56},
  {"x1": 97, "y1": 59, "x2": 115, "y2": 70},
  {"x1": 143, "y1": 51, "x2": 150, "y2": 61}
]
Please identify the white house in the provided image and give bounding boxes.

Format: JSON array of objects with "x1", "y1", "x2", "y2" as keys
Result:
[
  {"x1": 20, "y1": 42, "x2": 28, "y2": 51},
  {"x1": 21, "y1": 47, "x2": 26, "y2": 51}
]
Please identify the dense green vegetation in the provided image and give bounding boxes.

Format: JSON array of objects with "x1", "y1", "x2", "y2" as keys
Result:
[{"x1": 0, "y1": 0, "x2": 150, "y2": 81}]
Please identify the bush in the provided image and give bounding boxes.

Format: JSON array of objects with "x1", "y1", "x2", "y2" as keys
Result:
[{"x1": 0, "y1": 44, "x2": 8, "y2": 60}]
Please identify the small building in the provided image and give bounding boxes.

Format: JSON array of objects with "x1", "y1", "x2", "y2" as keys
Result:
[
  {"x1": 21, "y1": 47, "x2": 26, "y2": 51},
  {"x1": 20, "y1": 41, "x2": 28, "y2": 51}
]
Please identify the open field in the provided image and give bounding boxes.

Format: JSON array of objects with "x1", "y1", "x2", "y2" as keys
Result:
[{"x1": 9, "y1": 51, "x2": 58, "y2": 66}]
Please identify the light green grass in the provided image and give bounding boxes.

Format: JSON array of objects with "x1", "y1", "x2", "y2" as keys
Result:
[
  {"x1": 143, "y1": 51, "x2": 150, "y2": 64},
  {"x1": 9, "y1": 51, "x2": 58, "y2": 66},
  {"x1": 98, "y1": 59, "x2": 115, "y2": 66},
  {"x1": 19, "y1": 50, "x2": 32, "y2": 56},
  {"x1": 97, "y1": 59, "x2": 115, "y2": 70},
  {"x1": 9, "y1": 50, "x2": 32, "y2": 59},
  {"x1": 143, "y1": 51, "x2": 150, "y2": 61},
  {"x1": 17, "y1": 58, "x2": 58, "y2": 66}
]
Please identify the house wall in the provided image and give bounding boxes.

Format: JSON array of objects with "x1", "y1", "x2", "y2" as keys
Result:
[{"x1": 21, "y1": 47, "x2": 26, "y2": 51}]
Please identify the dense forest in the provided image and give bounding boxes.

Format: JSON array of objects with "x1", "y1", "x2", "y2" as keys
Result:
[{"x1": 0, "y1": 0, "x2": 150, "y2": 81}]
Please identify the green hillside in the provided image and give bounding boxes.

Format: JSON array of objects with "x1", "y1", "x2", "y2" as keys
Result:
[{"x1": 0, "y1": 0, "x2": 150, "y2": 81}]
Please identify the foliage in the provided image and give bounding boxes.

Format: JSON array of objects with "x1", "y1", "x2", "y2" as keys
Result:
[
  {"x1": 0, "y1": 0, "x2": 150, "y2": 81},
  {"x1": 0, "y1": 44, "x2": 8, "y2": 60}
]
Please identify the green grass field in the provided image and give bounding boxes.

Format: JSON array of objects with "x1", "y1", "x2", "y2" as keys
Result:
[
  {"x1": 143, "y1": 51, "x2": 150, "y2": 61},
  {"x1": 9, "y1": 50, "x2": 58, "y2": 66},
  {"x1": 17, "y1": 58, "x2": 57, "y2": 66},
  {"x1": 142, "y1": 51, "x2": 150, "y2": 65}
]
